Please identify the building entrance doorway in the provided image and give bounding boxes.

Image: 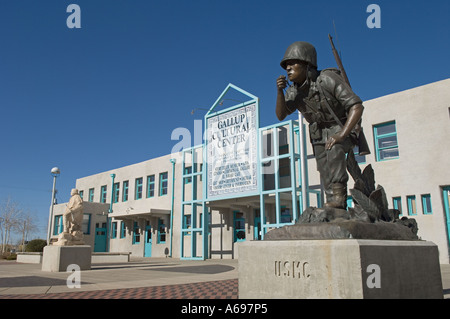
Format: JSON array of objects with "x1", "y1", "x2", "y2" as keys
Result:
[
  {"x1": 94, "y1": 222, "x2": 107, "y2": 252},
  {"x1": 144, "y1": 224, "x2": 152, "y2": 257},
  {"x1": 254, "y1": 209, "x2": 261, "y2": 240},
  {"x1": 233, "y1": 211, "x2": 246, "y2": 242}
]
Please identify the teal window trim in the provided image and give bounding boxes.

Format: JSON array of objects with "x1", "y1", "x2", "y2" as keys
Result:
[
  {"x1": 184, "y1": 166, "x2": 192, "y2": 184},
  {"x1": 146, "y1": 175, "x2": 155, "y2": 198},
  {"x1": 159, "y1": 172, "x2": 168, "y2": 196},
  {"x1": 120, "y1": 221, "x2": 126, "y2": 238},
  {"x1": 53, "y1": 215, "x2": 63, "y2": 235},
  {"x1": 347, "y1": 196, "x2": 354, "y2": 209},
  {"x1": 421, "y1": 194, "x2": 433, "y2": 215},
  {"x1": 113, "y1": 182, "x2": 120, "y2": 203},
  {"x1": 393, "y1": 197, "x2": 403, "y2": 216},
  {"x1": 122, "y1": 180, "x2": 129, "y2": 202},
  {"x1": 100, "y1": 185, "x2": 107, "y2": 203},
  {"x1": 157, "y1": 219, "x2": 166, "y2": 244},
  {"x1": 135, "y1": 177, "x2": 143, "y2": 200},
  {"x1": 79, "y1": 190, "x2": 84, "y2": 200},
  {"x1": 88, "y1": 188, "x2": 94, "y2": 202},
  {"x1": 373, "y1": 121, "x2": 399, "y2": 162},
  {"x1": 407, "y1": 195, "x2": 417, "y2": 216},
  {"x1": 183, "y1": 214, "x2": 191, "y2": 235},
  {"x1": 111, "y1": 221, "x2": 117, "y2": 239},
  {"x1": 132, "y1": 221, "x2": 140, "y2": 244}
]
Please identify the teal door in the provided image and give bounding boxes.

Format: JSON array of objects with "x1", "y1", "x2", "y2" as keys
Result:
[
  {"x1": 254, "y1": 216, "x2": 261, "y2": 240},
  {"x1": 94, "y1": 222, "x2": 107, "y2": 252},
  {"x1": 443, "y1": 187, "x2": 450, "y2": 255},
  {"x1": 144, "y1": 225, "x2": 152, "y2": 257},
  {"x1": 254, "y1": 209, "x2": 261, "y2": 240}
]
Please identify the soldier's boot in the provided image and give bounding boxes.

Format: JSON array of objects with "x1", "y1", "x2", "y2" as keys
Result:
[{"x1": 324, "y1": 183, "x2": 347, "y2": 210}]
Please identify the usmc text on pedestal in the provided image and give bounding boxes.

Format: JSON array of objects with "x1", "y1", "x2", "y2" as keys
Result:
[{"x1": 274, "y1": 260, "x2": 311, "y2": 279}]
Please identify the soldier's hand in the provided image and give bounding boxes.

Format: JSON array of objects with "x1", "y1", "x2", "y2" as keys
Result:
[
  {"x1": 326, "y1": 134, "x2": 345, "y2": 150},
  {"x1": 277, "y1": 75, "x2": 287, "y2": 91}
]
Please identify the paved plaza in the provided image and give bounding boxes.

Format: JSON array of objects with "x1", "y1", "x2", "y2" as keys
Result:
[
  {"x1": 0, "y1": 257, "x2": 449, "y2": 299},
  {"x1": 0, "y1": 257, "x2": 238, "y2": 299}
]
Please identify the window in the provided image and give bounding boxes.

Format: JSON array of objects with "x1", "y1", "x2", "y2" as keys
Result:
[
  {"x1": 407, "y1": 195, "x2": 417, "y2": 216},
  {"x1": 280, "y1": 206, "x2": 292, "y2": 223},
  {"x1": 79, "y1": 190, "x2": 84, "y2": 200},
  {"x1": 113, "y1": 182, "x2": 120, "y2": 203},
  {"x1": 82, "y1": 214, "x2": 91, "y2": 234},
  {"x1": 353, "y1": 145, "x2": 366, "y2": 164},
  {"x1": 393, "y1": 197, "x2": 402, "y2": 216},
  {"x1": 233, "y1": 211, "x2": 246, "y2": 242},
  {"x1": 53, "y1": 215, "x2": 63, "y2": 235},
  {"x1": 122, "y1": 180, "x2": 129, "y2": 202},
  {"x1": 373, "y1": 121, "x2": 399, "y2": 161},
  {"x1": 88, "y1": 188, "x2": 95, "y2": 202},
  {"x1": 135, "y1": 177, "x2": 143, "y2": 200},
  {"x1": 100, "y1": 185, "x2": 107, "y2": 203},
  {"x1": 183, "y1": 214, "x2": 191, "y2": 230},
  {"x1": 184, "y1": 166, "x2": 192, "y2": 184},
  {"x1": 421, "y1": 194, "x2": 433, "y2": 215},
  {"x1": 147, "y1": 175, "x2": 155, "y2": 198},
  {"x1": 120, "y1": 221, "x2": 126, "y2": 238},
  {"x1": 111, "y1": 222, "x2": 117, "y2": 239},
  {"x1": 133, "y1": 221, "x2": 140, "y2": 244},
  {"x1": 159, "y1": 172, "x2": 168, "y2": 196},
  {"x1": 157, "y1": 219, "x2": 166, "y2": 243}
]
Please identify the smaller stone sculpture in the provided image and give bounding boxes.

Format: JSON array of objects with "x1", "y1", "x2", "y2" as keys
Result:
[{"x1": 54, "y1": 188, "x2": 85, "y2": 246}]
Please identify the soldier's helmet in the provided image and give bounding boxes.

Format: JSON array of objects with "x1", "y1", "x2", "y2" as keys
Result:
[{"x1": 280, "y1": 41, "x2": 317, "y2": 69}]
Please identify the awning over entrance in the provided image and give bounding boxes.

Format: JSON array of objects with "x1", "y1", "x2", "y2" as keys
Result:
[
  {"x1": 111, "y1": 208, "x2": 170, "y2": 221},
  {"x1": 205, "y1": 193, "x2": 294, "y2": 211}
]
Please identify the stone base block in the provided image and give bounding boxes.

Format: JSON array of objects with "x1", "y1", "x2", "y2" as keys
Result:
[
  {"x1": 238, "y1": 239, "x2": 443, "y2": 299},
  {"x1": 91, "y1": 252, "x2": 131, "y2": 263},
  {"x1": 42, "y1": 245, "x2": 91, "y2": 272},
  {"x1": 16, "y1": 252, "x2": 43, "y2": 264}
]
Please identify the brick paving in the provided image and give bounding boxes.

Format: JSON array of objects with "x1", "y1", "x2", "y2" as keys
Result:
[{"x1": 0, "y1": 279, "x2": 238, "y2": 299}]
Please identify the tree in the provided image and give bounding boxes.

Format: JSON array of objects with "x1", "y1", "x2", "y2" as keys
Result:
[
  {"x1": 0, "y1": 197, "x2": 23, "y2": 253},
  {"x1": 15, "y1": 211, "x2": 39, "y2": 252}
]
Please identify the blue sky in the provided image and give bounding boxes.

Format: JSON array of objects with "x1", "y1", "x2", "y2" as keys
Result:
[{"x1": 1, "y1": 0, "x2": 449, "y2": 240}]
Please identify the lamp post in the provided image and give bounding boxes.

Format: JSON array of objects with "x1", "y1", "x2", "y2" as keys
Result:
[{"x1": 46, "y1": 167, "x2": 60, "y2": 245}]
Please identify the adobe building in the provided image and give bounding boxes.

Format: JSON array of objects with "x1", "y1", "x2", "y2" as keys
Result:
[{"x1": 48, "y1": 79, "x2": 450, "y2": 264}]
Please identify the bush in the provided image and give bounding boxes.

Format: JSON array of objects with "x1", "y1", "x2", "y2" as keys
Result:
[
  {"x1": 25, "y1": 239, "x2": 47, "y2": 252},
  {"x1": 6, "y1": 253, "x2": 17, "y2": 260}
]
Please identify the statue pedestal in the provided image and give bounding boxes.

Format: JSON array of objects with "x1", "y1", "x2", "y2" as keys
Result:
[
  {"x1": 42, "y1": 245, "x2": 91, "y2": 272},
  {"x1": 238, "y1": 239, "x2": 443, "y2": 299}
]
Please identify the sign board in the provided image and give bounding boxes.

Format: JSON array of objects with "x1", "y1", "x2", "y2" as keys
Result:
[{"x1": 206, "y1": 102, "x2": 258, "y2": 199}]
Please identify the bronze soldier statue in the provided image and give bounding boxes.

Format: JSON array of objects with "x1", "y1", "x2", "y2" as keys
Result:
[{"x1": 276, "y1": 41, "x2": 365, "y2": 209}]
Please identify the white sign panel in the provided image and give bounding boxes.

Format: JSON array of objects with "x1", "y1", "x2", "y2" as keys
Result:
[{"x1": 206, "y1": 103, "x2": 258, "y2": 199}]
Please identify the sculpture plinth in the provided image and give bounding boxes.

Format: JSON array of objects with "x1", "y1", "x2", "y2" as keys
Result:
[
  {"x1": 42, "y1": 189, "x2": 91, "y2": 272},
  {"x1": 42, "y1": 245, "x2": 91, "y2": 272},
  {"x1": 238, "y1": 239, "x2": 443, "y2": 299}
]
